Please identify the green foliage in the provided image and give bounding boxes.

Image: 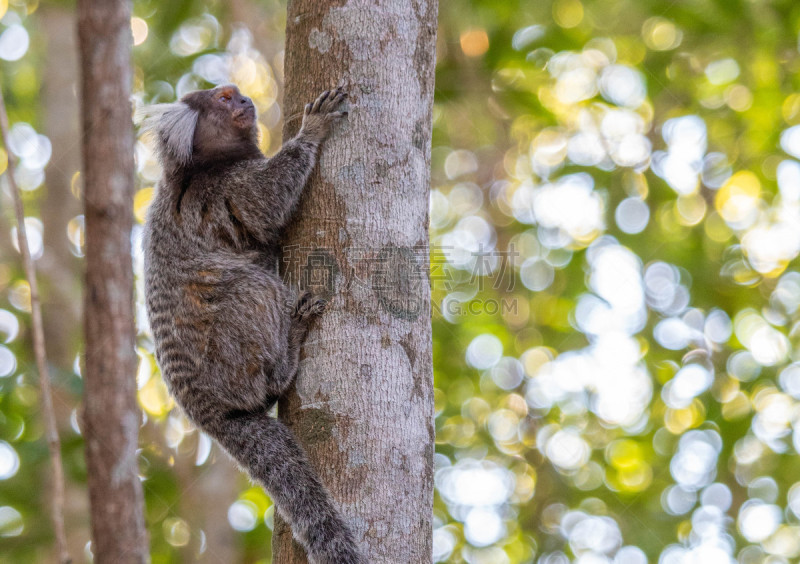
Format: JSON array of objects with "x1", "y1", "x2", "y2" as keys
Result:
[{"x1": 2, "y1": 0, "x2": 800, "y2": 562}]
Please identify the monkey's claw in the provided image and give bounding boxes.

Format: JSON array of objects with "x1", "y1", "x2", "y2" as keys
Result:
[
  {"x1": 293, "y1": 291, "x2": 327, "y2": 323},
  {"x1": 306, "y1": 88, "x2": 349, "y2": 117}
]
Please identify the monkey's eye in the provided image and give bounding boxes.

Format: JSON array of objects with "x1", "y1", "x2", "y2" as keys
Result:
[{"x1": 218, "y1": 95, "x2": 231, "y2": 103}]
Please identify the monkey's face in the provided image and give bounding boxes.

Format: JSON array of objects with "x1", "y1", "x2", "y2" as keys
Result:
[
  {"x1": 179, "y1": 85, "x2": 259, "y2": 161},
  {"x1": 146, "y1": 84, "x2": 260, "y2": 167},
  {"x1": 191, "y1": 84, "x2": 256, "y2": 132}
]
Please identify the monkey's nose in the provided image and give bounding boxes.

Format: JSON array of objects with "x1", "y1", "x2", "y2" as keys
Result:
[{"x1": 237, "y1": 96, "x2": 252, "y2": 106}]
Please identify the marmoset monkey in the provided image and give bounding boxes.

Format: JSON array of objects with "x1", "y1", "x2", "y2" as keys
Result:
[{"x1": 141, "y1": 84, "x2": 365, "y2": 563}]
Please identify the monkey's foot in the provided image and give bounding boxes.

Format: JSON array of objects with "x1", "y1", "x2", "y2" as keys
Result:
[{"x1": 293, "y1": 291, "x2": 327, "y2": 324}]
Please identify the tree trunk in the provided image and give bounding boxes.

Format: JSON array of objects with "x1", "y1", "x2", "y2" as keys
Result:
[
  {"x1": 77, "y1": 0, "x2": 148, "y2": 561},
  {"x1": 277, "y1": 1, "x2": 438, "y2": 562}
]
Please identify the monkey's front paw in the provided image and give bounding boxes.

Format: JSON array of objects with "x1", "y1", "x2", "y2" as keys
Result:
[
  {"x1": 293, "y1": 291, "x2": 328, "y2": 324},
  {"x1": 300, "y1": 88, "x2": 348, "y2": 141},
  {"x1": 304, "y1": 87, "x2": 348, "y2": 119}
]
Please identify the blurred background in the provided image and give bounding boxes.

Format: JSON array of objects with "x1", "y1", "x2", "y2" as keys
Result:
[{"x1": 1, "y1": 0, "x2": 800, "y2": 562}]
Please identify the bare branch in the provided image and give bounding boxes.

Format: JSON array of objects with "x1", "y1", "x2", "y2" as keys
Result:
[{"x1": 0, "y1": 86, "x2": 71, "y2": 564}]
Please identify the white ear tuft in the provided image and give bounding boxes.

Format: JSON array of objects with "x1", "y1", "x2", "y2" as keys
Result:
[{"x1": 137, "y1": 103, "x2": 198, "y2": 166}]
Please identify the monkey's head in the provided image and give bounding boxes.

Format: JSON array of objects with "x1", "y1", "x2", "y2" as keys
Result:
[{"x1": 140, "y1": 84, "x2": 259, "y2": 169}]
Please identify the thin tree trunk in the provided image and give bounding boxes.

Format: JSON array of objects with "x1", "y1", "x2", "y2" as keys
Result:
[
  {"x1": 77, "y1": 0, "x2": 148, "y2": 561},
  {"x1": 0, "y1": 84, "x2": 71, "y2": 564},
  {"x1": 170, "y1": 439, "x2": 239, "y2": 563},
  {"x1": 40, "y1": 4, "x2": 82, "y2": 371},
  {"x1": 194, "y1": 448, "x2": 240, "y2": 563},
  {"x1": 277, "y1": 1, "x2": 438, "y2": 562},
  {"x1": 39, "y1": 8, "x2": 90, "y2": 557}
]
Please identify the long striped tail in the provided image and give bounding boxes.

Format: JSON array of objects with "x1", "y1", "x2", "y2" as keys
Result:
[{"x1": 205, "y1": 410, "x2": 366, "y2": 564}]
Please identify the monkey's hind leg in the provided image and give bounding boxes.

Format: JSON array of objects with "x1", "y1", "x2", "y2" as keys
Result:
[
  {"x1": 264, "y1": 291, "x2": 327, "y2": 398},
  {"x1": 291, "y1": 290, "x2": 326, "y2": 344}
]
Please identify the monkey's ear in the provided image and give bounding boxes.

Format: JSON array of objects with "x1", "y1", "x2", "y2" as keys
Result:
[{"x1": 137, "y1": 103, "x2": 199, "y2": 166}]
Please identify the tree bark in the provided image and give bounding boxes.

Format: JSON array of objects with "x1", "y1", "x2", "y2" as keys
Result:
[
  {"x1": 277, "y1": 1, "x2": 437, "y2": 562},
  {"x1": 77, "y1": 0, "x2": 148, "y2": 561}
]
